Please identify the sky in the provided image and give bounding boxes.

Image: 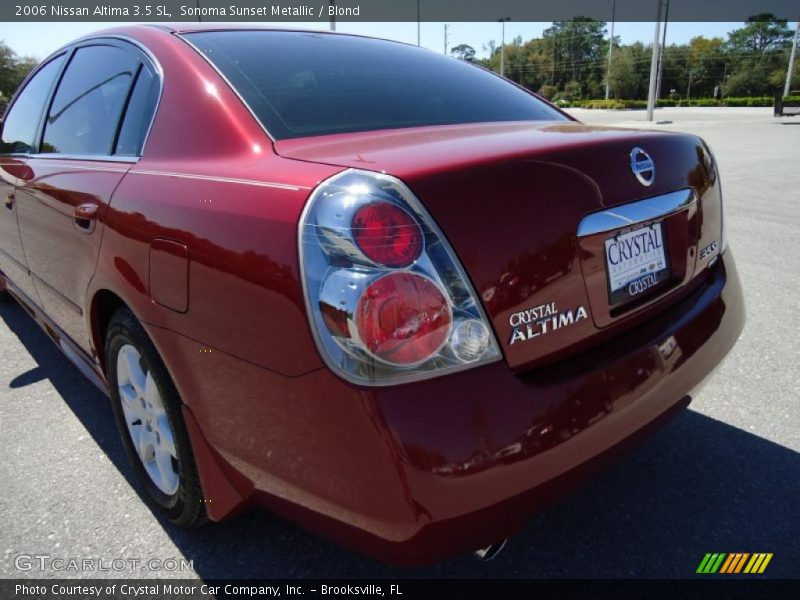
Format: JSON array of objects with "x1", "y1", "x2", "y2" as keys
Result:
[{"x1": 0, "y1": 21, "x2": 763, "y2": 61}]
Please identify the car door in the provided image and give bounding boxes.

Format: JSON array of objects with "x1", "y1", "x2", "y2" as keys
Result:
[
  {"x1": 0, "y1": 54, "x2": 66, "y2": 305},
  {"x1": 14, "y1": 41, "x2": 158, "y2": 353}
]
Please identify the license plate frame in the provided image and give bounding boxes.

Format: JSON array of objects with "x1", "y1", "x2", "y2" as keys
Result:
[{"x1": 604, "y1": 221, "x2": 671, "y2": 306}]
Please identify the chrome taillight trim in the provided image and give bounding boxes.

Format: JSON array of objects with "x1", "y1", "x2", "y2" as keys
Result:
[{"x1": 298, "y1": 168, "x2": 502, "y2": 387}]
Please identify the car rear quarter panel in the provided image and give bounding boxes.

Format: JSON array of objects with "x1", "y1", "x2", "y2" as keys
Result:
[{"x1": 97, "y1": 160, "x2": 330, "y2": 376}]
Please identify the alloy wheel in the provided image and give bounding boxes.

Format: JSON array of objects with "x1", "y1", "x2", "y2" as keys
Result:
[{"x1": 116, "y1": 344, "x2": 180, "y2": 496}]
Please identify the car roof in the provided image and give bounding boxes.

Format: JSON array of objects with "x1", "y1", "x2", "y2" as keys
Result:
[
  {"x1": 70, "y1": 24, "x2": 405, "y2": 52},
  {"x1": 154, "y1": 23, "x2": 341, "y2": 34},
  {"x1": 84, "y1": 23, "x2": 375, "y2": 39}
]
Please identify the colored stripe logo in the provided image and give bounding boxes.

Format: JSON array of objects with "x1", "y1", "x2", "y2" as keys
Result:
[{"x1": 696, "y1": 553, "x2": 773, "y2": 574}]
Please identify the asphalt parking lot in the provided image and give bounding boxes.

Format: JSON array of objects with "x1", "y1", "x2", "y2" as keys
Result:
[{"x1": 1, "y1": 107, "x2": 798, "y2": 579}]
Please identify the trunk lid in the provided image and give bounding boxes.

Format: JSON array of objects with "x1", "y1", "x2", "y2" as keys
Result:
[{"x1": 277, "y1": 121, "x2": 721, "y2": 370}]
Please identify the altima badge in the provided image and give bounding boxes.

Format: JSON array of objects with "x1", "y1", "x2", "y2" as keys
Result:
[
  {"x1": 508, "y1": 302, "x2": 588, "y2": 345},
  {"x1": 630, "y1": 147, "x2": 655, "y2": 186}
]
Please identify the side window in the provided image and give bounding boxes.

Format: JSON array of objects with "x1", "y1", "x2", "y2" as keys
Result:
[
  {"x1": 115, "y1": 66, "x2": 158, "y2": 156},
  {"x1": 0, "y1": 55, "x2": 65, "y2": 154},
  {"x1": 41, "y1": 45, "x2": 138, "y2": 155}
]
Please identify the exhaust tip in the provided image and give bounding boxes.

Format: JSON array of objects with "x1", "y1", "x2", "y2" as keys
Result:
[{"x1": 474, "y1": 539, "x2": 507, "y2": 561}]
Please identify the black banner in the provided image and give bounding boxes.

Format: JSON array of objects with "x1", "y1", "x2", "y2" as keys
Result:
[
  {"x1": 3, "y1": 579, "x2": 800, "y2": 600},
  {"x1": 2, "y1": 0, "x2": 799, "y2": 23}
]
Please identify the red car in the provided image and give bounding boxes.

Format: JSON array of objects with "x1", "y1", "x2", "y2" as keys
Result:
[{"x1": 0, "y1": 26, "x2": 744, "y2": 564}]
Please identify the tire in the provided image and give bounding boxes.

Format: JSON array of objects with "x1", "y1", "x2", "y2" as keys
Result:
[{"x1": 105, "y1": 308, "x2": 207, "y2": 527}]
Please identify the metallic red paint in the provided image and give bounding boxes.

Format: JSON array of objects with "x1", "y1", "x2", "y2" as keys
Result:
[
  {"x1": 0, "y1": 25, "x2": 744, "y2": 564},
  {"x1": 15, "y1": 156, "x2": 128, "y2": 353},
  {"x1": 0, "y1": 158, "x2": 41, "y2": 304}
]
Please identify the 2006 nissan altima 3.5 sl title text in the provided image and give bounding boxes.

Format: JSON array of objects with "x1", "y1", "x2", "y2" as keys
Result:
[
  {"x1": 29, "y1": 5, "x2": 361, "y2": 18},
  {"x1": 33, "y1": 5, "x2": 166, "y2": 17},
  {"x1": 0, "y1": 25, "x2": 744, "y2": 564}
]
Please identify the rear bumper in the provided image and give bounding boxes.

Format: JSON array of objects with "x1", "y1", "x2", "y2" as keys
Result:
[
  {"x1": 158, "y1": 250, "x2": 744, "y2": 564},
  {"x1": 362, "y1": 250, "x2": 743, "y2": 563}
]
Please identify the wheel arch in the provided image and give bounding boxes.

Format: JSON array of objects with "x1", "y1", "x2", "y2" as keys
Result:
[
  {"x1": 88, "y1": 286, "x2": 190, "y2": 396},
  {"x1": 88, "y1": 287, "x2": 181, "y2": 384},
  {"x1": 89, "y1": 288, "x2": 130, "y2": 375},
  {"x1": 88, "y1": 286, "x2": 250, "y2": 520}
]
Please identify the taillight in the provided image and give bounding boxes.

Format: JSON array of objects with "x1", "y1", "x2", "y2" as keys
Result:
[
  {"x1": 355, "y1": 272, "x2": 451, "y2": 366},
  {"x1": 352, "y1": 202, "x2": 422, "y2": 267},
  {"x1": 299, "y1": 168, "x2": 501, "y2": 386}
]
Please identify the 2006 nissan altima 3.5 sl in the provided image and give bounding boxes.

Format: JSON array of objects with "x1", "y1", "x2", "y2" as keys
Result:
[{"x1": 0, "y1": 26, "x2": 744, "y2": 564}]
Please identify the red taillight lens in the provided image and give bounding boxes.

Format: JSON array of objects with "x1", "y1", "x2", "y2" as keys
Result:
[
  {"x1": 355, "y1": 272, "x2": 451, "y2": 366},
  {"x1": 352, "y1": 202, "x2": 422, "y2": 267}
]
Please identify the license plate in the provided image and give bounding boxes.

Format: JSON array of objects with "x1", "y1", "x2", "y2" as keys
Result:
[{"x1": 604, "y1": 222, "x2": 670, "y2": 305}]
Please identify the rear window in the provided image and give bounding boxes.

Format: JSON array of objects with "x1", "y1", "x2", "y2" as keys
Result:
[{"x1": 185, "y1": 31, "x2": 566, "y2": 140}]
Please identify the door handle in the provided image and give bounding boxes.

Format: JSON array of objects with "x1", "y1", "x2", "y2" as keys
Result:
[
  {"x1": 4, "y1": 193, "x2": 13, "y2": 210},
  {"x1": 74, "y1": 203, "x2": 98, "y2": 233}
]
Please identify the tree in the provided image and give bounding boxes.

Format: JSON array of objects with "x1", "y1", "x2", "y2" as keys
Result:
[
  {"x1": 469, "y1": 18, "x2": 793, "y2": 101},
  {"x1": 686, "y1": 36, "x2": 726, "y2": 98},
  {"x1": 0, "y1": 42, "x2": 21, "y2": 100},
  {"x1": 542, "y1": 19, "x2": 608, "y2": 90},
  {"x1": 562, "y1": 80, "x2": 582, "y2": 101},
  {"x1": 658, "y1": 43, "x2": 690, "y2": 99},
  {"x1": 723, "y1": 15, "x2": 793, "y2": 97},
  {"x1": 450, "y1": 44, "x2": 476, "y2": 63},
  {"x1": 607, "y1": 46, "x2": 641, "y2": 99},
  {"x1": 726, "y1": 14, "x2": 792, "y2": 56},
  {"x1": 482, "y1": 40, "x2": 497, "y2": 60},
  {"x1": 538, "y1": 84, "x2": 557, "y2": 99},
  {"x1": 723, "y1": 68, "x2": 765, "y2": 96},
  {"x1": 0, "y1": 41, "x2": 38, "y2": 101}
]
